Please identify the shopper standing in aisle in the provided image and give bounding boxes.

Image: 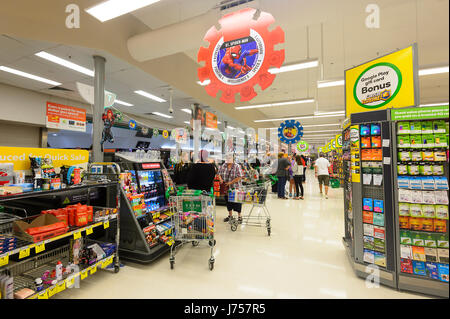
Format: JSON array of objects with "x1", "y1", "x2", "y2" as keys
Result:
[
  {"x1": 301, "y1": 154, "x2": 308, "y2": 183},
  {"x1": 293, "y1": 155, "x2": 305, "y2": 200},
  {"x1": 314, "y1": 153, "x2": 331, "y2": 199},
  {"x1": 276, "y1": 152, "x2": 290, "y2": 199},
  {"x1": 218, "y1": 155, "x2": 244, "y2": 223},
  {"x1": 288, "y1": 155, "x2": 296, "y2": 197},
  {"x1": 186, "y1": 150, "x2": 216, "y2": 192}
]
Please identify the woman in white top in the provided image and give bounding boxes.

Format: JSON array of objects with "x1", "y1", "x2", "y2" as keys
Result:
[{"x1": 292, "y1": 155, "x2": 306, "y2": 200}]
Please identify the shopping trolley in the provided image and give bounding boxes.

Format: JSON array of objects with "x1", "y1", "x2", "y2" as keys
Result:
[
  {"x1": 227, "y1": 181, "x2": 271, "y2": 236},
  {"x1": 168, "y1": 188, "x2": 216, "y2": 270}
]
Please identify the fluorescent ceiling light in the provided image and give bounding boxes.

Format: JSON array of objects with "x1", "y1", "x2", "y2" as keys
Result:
[
  {"x1": 235, "y1": 98, "x2": 315, "y2": 110},
  {"x1": 314, "y1": 111, "x2": 345, "y2": 116},
  {"x1": 184, "y1": 121, "x2": 190, "y2": 124},
  {"x1": 254, "y1": 113, "x2": 345, "y2": 123},
  {"x1": 419, "y1": 102, "x2": 449, "y2": 107},
  {"x1": 302, "y1": 129, "x2": 342, "y2": 133},
  {"x1": 152, "y1": 112, "x2": 173, "y2": 119},
  {"x1": 181, "y1": 108, "x2": 192, "y2": 114},
  {"x1": 197, "y1": 79, "x2": 211, "y2": 86},
  {"x1": 217, "y1": 121, "x2": 222, "y2": 124},
  {"x1": 35, "y1": 51, "x2": 94, "y2": 77},
  {"x1": 0, "y1": 66, "x2": 61, "y2": 86},
  {"x1": 317, "y1": 79, "x2": 345, "y2": 88},
  {"x1": 419, "y1": 66, "x2": 449, "y2": 76},
  {"x1": 302, "y1": 123, "x2": 342, "y2": 128},
  {"x1": 227, "y1": 126, "x2": 235, "y2": 129},
  {"x1": 115, "y1": 99, "x2": 133, "y2": 106},
  {"x1": 134, "y1": 90, "x2": 166, "y2": 103},
  {"x1": 269, "y1": 60, "x2": 319, "y2": 74},
  {"x1": 85, "y1": 0, "x2": 160, "y2": 22}
]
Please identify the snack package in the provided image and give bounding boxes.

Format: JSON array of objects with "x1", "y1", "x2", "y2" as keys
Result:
[
  {"x1": 397, "y1": 122, "x2": 411, "y2": 134},
  {"x1": 371, "y1": 136, "x2": 382, "y2": 148},
  {"x1": 401, "y1": 258, "x2": 413, "y2": 273},
  {"x1": 421, "y1": 121, "x2": 433, "y2": 134},
  {"x1": 437, "y1": 249, "x2": 449, "y2": 264},
  {"x1": 398, "y1": 151, "x2": 411, "y2": 162},
  {"x1": 398, "y1": 164, "x2": 408, "y2": 175},
  {"x1": 422, "y1": 134, "x2": 435, "y2": 148},
  {"x1": 412, "y1": 246, "x2": 426, "y2": 261},
  {"x1": 410, "y1": 217, "x2": 423, "y2": 231},
  {"x1": 363, "y1": 198, "x2": 373, "y2": 211},
  {"x1": 400, "y1": 230, "x2": 412, "y2": 245},
  {"x1": 407, "y1": 164, "x2": 420, "y2": 176},
  {"x1": 399, "y1": 203, "x2": 411, "y2": 216},
  {"x1": 432, "y1": 120, "x2": 446, "y2": 133},
  {"x1": 410, "y1": 134, "x2": 422, "y2": 148},
  {"x1": 373, "y1": 213, "x2": 384, "y2": 226},
  {"x1": 412, "y1": 260, "x2": 427, "y2": 276},
  {"x1": 410, "y1": 204, "x2": 423, "y2": 217},
  {"x1": 425, "y1": 262, "x2": 440, "y2": 280},
  {"x1": 434, "y1": 219, "x2": 447, "y2": 233},
  {"x1": 437, "y1": 263, "x2": 449, "y2": 282},
  {"x1": 363, "y1": 211, "x2": 373, "y2": 224},
  {"x1": 425, "y1": 247, "x2": 438, "y2": 262},
  {"x1": 435, "y1": 205, "x2": 449, "y2": 220},
  {"x1": 399, "y1": 216, "x2": 410, "y2": 229},
  {"x1": 422, "y1": 204, "x2": 436, "y2": 218},
  {"x1": 371, "y1": 123, "x2": 381, "y2": 135},
  {"x1": 435, "y1": 191, "x2": 449, "y2": 205}
]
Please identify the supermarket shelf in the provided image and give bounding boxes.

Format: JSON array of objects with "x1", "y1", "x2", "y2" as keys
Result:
[
  {"x1": 0, "y1": 215, "x2": 117, "y2": 265},
  {"x1": 398, "y1": 272, "x2": 448, "y2": 298}
]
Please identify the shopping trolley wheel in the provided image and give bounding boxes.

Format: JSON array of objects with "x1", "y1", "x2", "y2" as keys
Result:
[
  {"x1": 114, "y1": 265, "x2": 120, "y2": 273},
  {"x1": 192, "y1": 241, "x2": 199, "y2": 247},
  {"x1": 208, "y1": 240, "x2": 216, "y2": 247},
  {"x1": 267, "y1": 228, "x2": 271, "y2": 236},
  {"x1": 230, "y1": 219, "x2": 238, "y2": 232},
  {"x1": 209, "y1": 259, "x2": 214, "y2": 271},
  {"x1": 170, "y1": 257, "x2": 175, "y2": 270}
]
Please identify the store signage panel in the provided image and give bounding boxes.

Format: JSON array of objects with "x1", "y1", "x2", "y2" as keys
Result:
[
  {"x1": 345, "y1": 45, "x2": 418, "y2": 116},
  {"x1": 142, "y1": 163, "x2": 161, "y2": 170},
  {"x1": 205, "y1": 111, "x2": 218, "y2": 129},
  {"x1": 391, "y1": 105, "x2": 449, "y2": 121},
  {"x1": 336, "y1": 134, "x2": 343, "y2": 148},
  {"x1": 197, "y1": 8, "x2": 285, "y2": 103},
  {"x1": 46, "y1": 102, "x2": 86, "y2": 132},
  {"x1": 278, "y1": 120, "x2": 303, "y2": 144},
  {"x1": 0, "y1": 147, "x2": 89, "y2": 171}
]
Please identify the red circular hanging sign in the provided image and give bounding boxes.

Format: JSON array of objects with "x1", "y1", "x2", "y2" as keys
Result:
[{"x1": 197, "y1": 8, "x2": 285, "y2": 104}]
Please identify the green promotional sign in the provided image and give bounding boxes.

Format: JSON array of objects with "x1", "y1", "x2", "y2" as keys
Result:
[
  {"x1": 391, "y1": 105, "x2": 449, "y2": 121},
  {"x1": 296, "y1": 141, "x2": 309, "y2": 152}
]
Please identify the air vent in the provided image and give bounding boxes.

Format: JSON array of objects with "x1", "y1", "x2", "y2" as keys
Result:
[
  {"x1": 219, "y1": 0, "x2": 255, "y2": 11},
  {"x1": 48, "y1": 86, "x2": 73, "y2": 92}
]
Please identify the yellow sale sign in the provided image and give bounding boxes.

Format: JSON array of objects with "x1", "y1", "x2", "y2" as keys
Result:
[
  {"x1": 0, "y1": 147, "x2": 89, "y2": 171},
  {"x1": 345, "y1": 45, "x2": 418, "y2": 116}
]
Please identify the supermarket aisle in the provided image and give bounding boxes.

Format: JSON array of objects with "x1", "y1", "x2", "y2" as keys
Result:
[{"x1": 55, "y1": 171, "x2": 427, "y2": 299}]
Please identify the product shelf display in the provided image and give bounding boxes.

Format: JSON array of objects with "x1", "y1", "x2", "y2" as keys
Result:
[
  {"x1": 391, "y1": 106, "x2": 449, "y2": 297},
  {"x1": 342, "y1": 119, "x2": 355, "y2": 255},
  {"x1": 0, "y1": 181, "x2": 120, "y2": 299},
  {"x1": 115, "y1": 159, "x2": 176, "y2": 263}
]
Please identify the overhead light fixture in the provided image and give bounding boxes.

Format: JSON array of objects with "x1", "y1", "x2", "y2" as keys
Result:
[
  {"x1": 302, "y1": 129, "x2": 342, "y2": 133},
  {"x1": 115, "y1": 99, "x2": 133, "y2": 106},
  {"x1": 183, "y1": 121, "x2": 190, "y2": 124},
  {"x1": 181, "y1": 108, "x2": 192, "y2": 114},
  {"x1": 85, "y1": 0, "x2": 161, "y2": 22},
  {"x1": 419, "y1": 66, "x2": 449, "y2": 76},
  {"x1": 254, "y1": 113, "x2": 345, "y2": 123},
  {"x1": 152, "y1": 112, "x2": 173, "y2": 119},
  {"x1": 419, "y1": 102, "x2": 449, "y2": 107},
  {"x1": 317, "y1": 79, "x2": 345, "y2": 88},
  {"x1": 314, "y1": 110, "x2": 345, "y2": 116},
  {"x1": 227, "y1": 126, "x2": 235, "y2": 129},
  {"x1": 35, "y1": 51, "x2": 94, "y2": 77},
  {"x1": 268, "y1": 59, "x2": 319, "y2": 74},
  {"x1": 197, "y1": 79, "x2": 211, "y2": 86},
  {"x1": 0, "y1": 66, "x2": 61, "y2": 86},
  {"x1": 217, "y1": 121, "x2": 222, "y2": 124},
  {"x1": 235, "y1": 98, "x2": 315, "y2": 110},
  {"x1": 301, "y1": 134, "x2": 338, "y2": 137},
  {"x1": 134, "y1": 90, "x2": 166, "y2": 103}
]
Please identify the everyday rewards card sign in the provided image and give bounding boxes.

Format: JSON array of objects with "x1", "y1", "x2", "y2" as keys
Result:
[{"x1": 345, "y1": 44, "x2": 418, "y2": 116}]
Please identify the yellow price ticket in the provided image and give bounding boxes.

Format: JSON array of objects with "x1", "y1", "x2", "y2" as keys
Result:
[
  {"x1": 66, "y1": 277, "x2": 76, "y2": 288},
  {"x1": 47, "y1": 286, "x2": 58, "y2": 298},
  {"x1": 80, "y1": 270, "x2": 88, "y2": 280},
  {"x1": 35, "y1": 243, "x2": 46, "y2": 253},
  {"x1": 19, "y1": 247, "x2": 31, "y2": 259},
  {"x1": 90, "y1": 265, "x2": 97, "y2": 275},
  {"x1": 103, "y1": 221, "x2": 110, "y2": 229},
  {"x1": 86, "y1": 226, "x2": 93, "y2": 235},
  {"x1": 73, "y1": 231, "x2": 82, "y2": 240},
  {"x1": 57, "y1": 282, "x2": 66, "y2": 293},
  {"x1": 37, "y1": 290, "x2": 49, "y2": 299},
  {"x1": 0, "y1": 255, "x2": 9, "y2": 267}
]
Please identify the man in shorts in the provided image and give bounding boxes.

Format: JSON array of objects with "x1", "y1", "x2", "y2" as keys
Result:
[{"x1": 314, "y1": 153, "x2": 331, "y2": 199}]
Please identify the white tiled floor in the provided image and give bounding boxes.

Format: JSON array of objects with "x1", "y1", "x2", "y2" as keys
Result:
[{"x1": 55, "y1": 171, "x2": 428, "y2": 299}]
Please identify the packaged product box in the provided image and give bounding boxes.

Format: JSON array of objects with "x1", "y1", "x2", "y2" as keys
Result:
[
  {"x1": 437, "y1": 263, "x2": 449, "y2": 283},
  {"x1": 363, "y1": 198, "x2": 373, "y2": 211},
  {"x1": 397, "y1": 122, "x2": 411, "y2": 134},
  {"x1": 374, "y1": 252, "x2": 386, "y2": 267},
  {"x1": 363, "y1": 223, "x2": 374, "y2": 237},
  {"x1": 363, "y1": 236, "x2": 374, "y2": 250},
  {"x1": 412, "y1": 246, "x2": 426, "y2": 261},
  {"x1": 411, "y1": 231, "x2": 425, "y2": 246},
  {"x1": 412, "y1": 260, "x2": 427, "y2": 276},
  {"x1": 373, "y1": 226, "x2": 385, "y2": 240},
  {"x1": 434, "y1": 219, "x2": 447, "y2": 233},
  {"x1": 434, "y1": 133, "x2": 448, "y2": 147},
  {"x1": 363, "y1": 211, "x2": 374, "y2": 224},
  {"x1": 422, "y1": 191, "x2": 436, "y2": 205},
  {"x1": 373, "y1": 238, "x2": 385, "y2": 252},
  {"x1": 371, "y1": 148, "x2": 383, "y2": 161},
  {"x1": 410, "y1": 122, "x2": 422, "y2": 134},
  {"x1": 407, "y1": 164, "x2": 420, "y2": 176},
  {"x1": 409, "y1": 204, "x2": 423, "y2": 217},
  {"x1": 437, "y1": 249, "x2": 449, "y2": 264},
  {"x1": 435, "y1": 205, "x2": 449, "y2": 220},
  {"x1": 433, "y1": 150, "x2": 447, "y2": 162},
  {"x1": 360, "y1": 125, "x2": 370, "y2": 136},
  {"x1": 400, "y1": 258, "x2": 413, "y2": 273},
  {"x1": 371, "y1": 123, "x2": 381, "y2": 135},
  {"x1": 421, "y1": 218, "x2": 434, "y2": 232},
  {"x1": 421, "y1": 121, "x2": 433, "y2": 134},
  {"x1": 399, "y1": 216, "x2": 410, "y2": 229},
  {"x1": 361, "y1": 137, "x2": 371, "y2": 148},
  {"x1": 432, "y1": 164, "x2": 444, "y2": 176},
  {"x1": 400, "y1": 230, "x2": 412, "y2": 245},
  {"x1": 424, "y1": 234, "x2": 437, "y2": 248},
  {"x1": 410, "y1": 134, "x2": 422, "y2": 148},
  {"x1": 422, "y1": 205, "x2": 436, "y2": 218},
  {"x1": 422, "y1": 134, "x2": 435, "y2": 148},
  {"x1": 398, "y1": 164, "x2": 408, "y2": 175},
  {"x1": 373, "y1": 200, "x2": 384, "y2": 213},
  {"x1": 371, "y1": 136, "x2": 381, "y2": 148},
  {"x1": 432, "y1": 120, "x2": 446, "y2": 133},
  {"x1": 401, "y1": 244, "x2": 412, "y2": 259},
  {"x1": 372, "y1": 213, "x2": 384, "y2": 226},
  {"x1": 363, "y1": 249, "x2": 375, "y2": 264},
  {"x1": 12, "y1": 214, "x2": 69, "y2": 243},
  {"x1": 425, "y1": 247, "x2": 438, "y2": 262},
  {"x1": 397, "y1": 135, "x2": 410, "y2": 147},
  {"x1": 425, "y1": 262, "x2": 440, "y2": 280},
  {"x1": 398, "y1": 151, "x2": 411, "y2": 162},
  {"x1": 435, "y1": 234, "x2": 449, "y2": 249},
  {"x1": 411, "y1": 150, "x2": 423, "y2": 162},
  {"x1": 422, "y1": 150, "x2": 435, "y2": 162},
  {"x1": 434, "y1": 191, "x2": 449, "y2": 205}
]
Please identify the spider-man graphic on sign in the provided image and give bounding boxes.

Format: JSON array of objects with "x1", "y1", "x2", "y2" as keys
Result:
[{"x1": 219, "y1": 44, "x2": 259, "y2": 79}]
